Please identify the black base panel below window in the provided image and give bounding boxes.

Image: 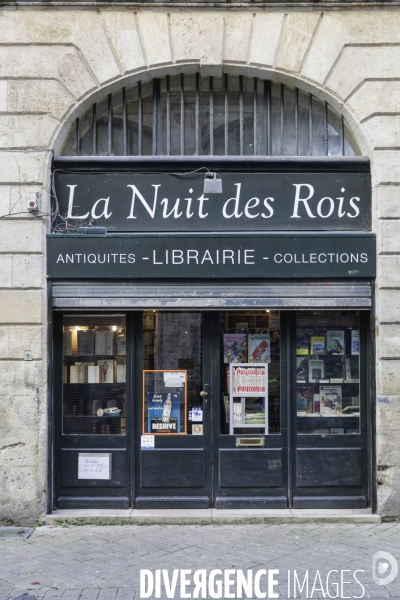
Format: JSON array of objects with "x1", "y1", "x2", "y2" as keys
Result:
[
  {"x1": 215, "y1": 496, "x2": 287, "y2": 509},
  {"x1": 293, "y1": 496, "x2": 367, "y2": 509},
  {"x1": 57, "y1": 496, "x2": 130, "y2": 509},
  {"x1": 135, "y1": 496, "x2": 210, "y2": 509}
]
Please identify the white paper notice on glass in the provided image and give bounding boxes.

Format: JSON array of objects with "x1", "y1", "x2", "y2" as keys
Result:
[
  {"x1": 78, "y1": 453, "x2": 111, "y2": 480},
  {"x1": 141, "y1": 435, "x2": 155, "y2": 450},
  {"x1": 164, "y1": 371, "x2": 185, "y2": 387}
]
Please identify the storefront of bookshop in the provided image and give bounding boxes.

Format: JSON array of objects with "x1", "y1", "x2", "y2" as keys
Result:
[{"x1": 47, "y1": 73, "x2": 376, "y2": 511}]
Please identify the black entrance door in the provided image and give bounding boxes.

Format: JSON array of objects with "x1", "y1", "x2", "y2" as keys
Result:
[{"x1": 135, "y1": 309, "x2": 289, "y2": 509}]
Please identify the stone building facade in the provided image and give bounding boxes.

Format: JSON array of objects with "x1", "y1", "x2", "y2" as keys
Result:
[{"x1": 0, "y1": 2, "x2": 399, "y2": 524}]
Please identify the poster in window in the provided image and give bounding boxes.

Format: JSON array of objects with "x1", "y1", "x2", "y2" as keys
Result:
[
  {"x1": 147, "y1": 392, "x2": 181, "y2": 433},
  {"x1": 223, "y1": 334, "x2": 247, "y2": 363},
  {"x1": 248, "y1": 333, "x2": 271, "y2": 363}
]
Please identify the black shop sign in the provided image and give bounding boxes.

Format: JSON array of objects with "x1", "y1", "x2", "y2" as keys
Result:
[
  {"x1": 52, "y1": 172, "x2": 371, "y2": 233},
  {"x1": 47, "y1": 234, "x2": 376, "y2": 279}
]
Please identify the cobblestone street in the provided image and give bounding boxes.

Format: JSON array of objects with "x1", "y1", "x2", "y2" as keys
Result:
[{"x1": 1, "y1": 523, "x2": 400, "y2": 600}]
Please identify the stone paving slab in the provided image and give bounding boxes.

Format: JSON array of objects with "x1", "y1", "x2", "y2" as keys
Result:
[{"x1": 1, "y1": 523, "x2": 400, "y2": 599}]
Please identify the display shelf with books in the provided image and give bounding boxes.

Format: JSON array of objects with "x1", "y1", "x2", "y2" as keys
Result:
[
  {"x1": 62, "y1": 316, "x2": 126, "y2": 435},
  {"x1": 229, "y1": 363, "x2": 268, "y2": 435},
  {"x1": 295, "y1": 312, "x2": 360, "y2": 436}
]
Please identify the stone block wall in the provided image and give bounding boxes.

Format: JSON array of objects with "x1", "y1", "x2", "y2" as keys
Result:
[{"x1": 0, "y1": 7, "x2": 399, "y2": 522}]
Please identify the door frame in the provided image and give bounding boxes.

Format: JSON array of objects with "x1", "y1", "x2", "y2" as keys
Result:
[{"x1": 51, "y1": 307, "x2": 374, "y2": 511}]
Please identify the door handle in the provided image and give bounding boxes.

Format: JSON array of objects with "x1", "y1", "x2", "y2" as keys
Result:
[{"x1": 200, "y1": 383, "x2": 210, "y2": 410}]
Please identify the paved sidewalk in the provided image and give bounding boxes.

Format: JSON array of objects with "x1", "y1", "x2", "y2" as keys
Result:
[{"x1": 1, "y1": 523, "x2": 400, "y2": 599}]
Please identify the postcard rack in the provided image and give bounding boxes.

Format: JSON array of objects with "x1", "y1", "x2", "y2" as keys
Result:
[{"x1": 229, "y1": 363, "x2": 268, "y2": 435}]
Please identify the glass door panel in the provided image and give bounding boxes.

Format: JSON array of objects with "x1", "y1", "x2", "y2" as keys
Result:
[
  {"x1": 142, "y1": 310, "x2": 203, "y2": 435},
  {"x1": 214, "y1": 309, "x2": 287, "y2": 509},
  {"x1": 136, "y1": 310, "x2": 211, "y2": 509},
  {"x1": 220, "y1": 310, "x2": 281, "y2": 435},
  {"x1": 295, "y1": 311, "x2": 360, "y2": 436}
]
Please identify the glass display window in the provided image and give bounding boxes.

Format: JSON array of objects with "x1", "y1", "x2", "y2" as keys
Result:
[
  {"x1": 62, "y1": 315, "x2": 126, "y2": 435},
  {"x1": 296, "y1": 311, "x2": 360, "y2": 435},
  {"x1": 220, "y1": 310, "x2": 281, "y2": 434},
  {"x1": 142, "y1": 311, "x2": 203, "y2": 435}
]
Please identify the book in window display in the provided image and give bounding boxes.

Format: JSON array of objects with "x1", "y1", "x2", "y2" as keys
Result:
[
  {"x1": 319, "y1": 385, "x2": 343, "y2": 417},
  {"x1": 223, "y1": 395, "x2": 230, "y2": 423},
  {"x1": 325, "y1": 358, "x2": 344, "y2": 382},
  {"x1": 296, "y1": 357, "x2": 308, "y2": 382},
  {"x1": 233, "y1": 399, "x2": 244, "y2": 425},
  {"x1": 330, "y1": 428, "x2": 345, "y2": 435},
  {"x1": 309, "y1": 359, "x2": 324, "y2": 383},
  {"x1": 310, "y1": 335, "x2": 326, "y2": 355},
  {"x1": 248, "y1": 333, "x2": 270, "y2": 363},
  {"x1": 232, "y1": 365, "x2": 266, "y2": 394},
  {"x1": 296, "y1": 384, "x2": 314, "y2": 415},
  {"x1": 345, "y1": 356, "x2": 360, "y2": 381},
  {"x1": 223, "y1": 334, "x2": 247, "y2": 363},
  {"x1": 88, "y1": 365, "x2": 102, "y2": 383},
  {"x1": 77, "y1": 330, "x2": 95, "y2": 355},
  {"x1": 63, "y1": 330, "x2": 72, "y2": 356},
  {"x1": 313, "y1": 393, "x2": 320, "y2": 413},
  {"x1": 351, "y1": 330, "x2": 360, "y2": 355},
  {"x1": 116, "y1": 363, "x2": 126, "y2": 383},
  {"x1": 343, "y1": 399, "x2": 360, "y2": 415},
  {"x1": 326, "y1": 330, "x2": 345, "y2": 355},
  {"x1": 97, "y1": 360, "x2": 115, "y2": 383},
  {"x1": 269, "y1": 310, "x2": 280, "y2": 329},
  {"x1": 245, "y1": 399, "x2": 266, "y2": 424},
  {"x1": 296, "y1": 328, "x2": 313, "y2": 356},
  {"x1": 117, "y1": 334, "x2": 126, "y2": 356},
  {"x1": 95, "y1": 330, "x2": 115, "y2": 355},
  {"x1": 70, "y1": 361, "x2": 95, "y2": 383}
]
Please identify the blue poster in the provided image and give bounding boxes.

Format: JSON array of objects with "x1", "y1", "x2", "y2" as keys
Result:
[{"x1": 147, "y1": 392, "x2": 181, "y2": 433}]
